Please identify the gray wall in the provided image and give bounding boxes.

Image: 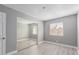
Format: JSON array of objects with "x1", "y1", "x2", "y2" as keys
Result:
[
  {"x1": 28, "y1": 24, "x2": 38, "y2": 39},
  {"x1": 44, "y1": 14, "x2": 77, "y2": 47},
  {"x1": 0, "y1": 5, "x2": 40, "y2": 53}
]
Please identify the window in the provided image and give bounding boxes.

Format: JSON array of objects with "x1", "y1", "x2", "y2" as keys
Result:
[
  {"x1": 32, "y1": 25, "x2": 37, "y2": 35},
  {"x1": 49, "y1": 22, "x2": 63, "y2": 36}
]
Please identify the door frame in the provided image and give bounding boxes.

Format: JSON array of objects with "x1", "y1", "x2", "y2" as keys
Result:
[
  {"x1": 0, "y1": 12, "x2": 6, "y2": 55},
  {"x1": 35, "y1": 24, "x2": 38, "y2": 45}
]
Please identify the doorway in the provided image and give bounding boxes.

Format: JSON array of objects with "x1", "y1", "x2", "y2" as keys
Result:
[
  {"x1": 0, "y1": 12, "x2": 6, "y2": 55},
  {"x1": 17, "y1": 17, "x2": 38, "y2": 51}
]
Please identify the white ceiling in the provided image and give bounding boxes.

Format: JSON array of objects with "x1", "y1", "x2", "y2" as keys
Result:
[{"x1": 4, "y1": 4, "x2": 79, "y2": 21}]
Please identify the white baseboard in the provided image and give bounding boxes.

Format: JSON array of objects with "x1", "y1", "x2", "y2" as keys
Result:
[
  {"x1": 77, "y1": 48, "x2": 79, "y2": 54},
  {"x1": 7, "y1": 50, "x2": 17, "y2": 55},
  {"x1": 43, "y1": 41, "x2": 78, "y2": 49}
]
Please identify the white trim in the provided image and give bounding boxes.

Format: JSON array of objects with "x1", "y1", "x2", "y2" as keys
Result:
[
  {"x1": 0, "y1": 12, "x2": 6, "y2": 55},
  {"x1": 77, "y1": 49, "x2": 79, "y2": 54},
  {"x1": 7, "y1": 50, "x2": 17, "y2": 55},
  {"x1": 77, "y1": 11, "x2": 79, "y2": 54},
  {"x1": 43, "y1": 41, "x2": 78, "y2": 49},
  {"x1": 77, "y1": 12, "x2": 79, "y2": 48},
  {"x1": 2, "y1": 12, "x2": 6, "y2": 55}
]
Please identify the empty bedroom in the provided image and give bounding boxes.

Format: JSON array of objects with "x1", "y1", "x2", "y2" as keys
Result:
[{"x1": 0, "y1": 4, "x2": 79, "y2": 55}]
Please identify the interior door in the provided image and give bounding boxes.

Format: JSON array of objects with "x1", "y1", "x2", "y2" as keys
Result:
[{"x1": 0, "y1": 12, "x2": 6, "y2": 55}]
